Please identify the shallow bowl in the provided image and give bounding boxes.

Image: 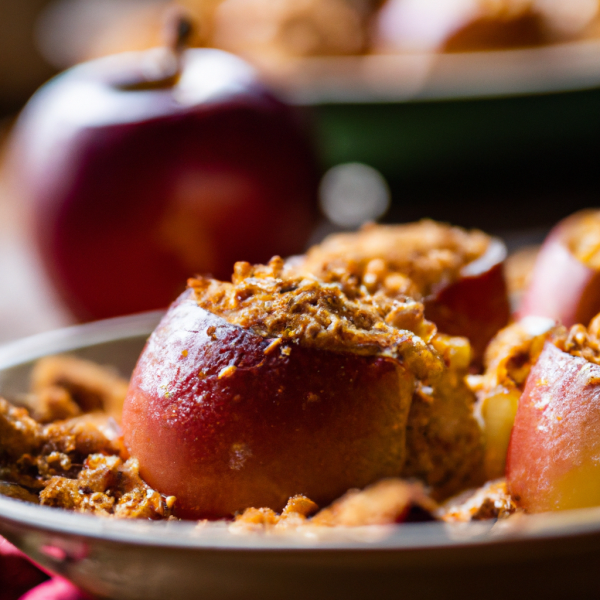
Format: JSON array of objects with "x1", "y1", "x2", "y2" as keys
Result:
[{"x1": 2, "y1": 314, "x2": 600, "y2": 599}]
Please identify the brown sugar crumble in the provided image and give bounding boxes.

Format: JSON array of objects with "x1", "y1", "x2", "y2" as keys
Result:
[
  {"x1": 551, "y1": 314, "x2": 600, "y2": 365},
  {"x1": 0, "y1": 357, "x2": 174, "y2": 520},
  {"x1": 439, "y1": 479, "x2": 519, "y2": 523},
  {"x1": 189, "y1": 256, "x2": 443, "y2": 382},
  {"x1": 26, "y1": 355, "x2": 129, "y2": 422},
  {"x1": 295, "y1": 220, "x2": 490, "y2": 300},
  {"x1": 472, "y1": 317, "x2": 557, "y2": 400}
]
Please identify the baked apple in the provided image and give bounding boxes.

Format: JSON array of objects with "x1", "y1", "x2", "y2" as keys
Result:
[
  {"x1": 297, "y1": 220, "x2": 510, "y2": 364},
  {"x1": 7, "y1": 16, "x2": 319, "y2": 321},
  {"x1": 507, "y1": 318, "x2": 600, "y2": 512},
  {"x1": 122, "y1": 258, "x2": 443, "y2": 519},
  {"x1": 519, "y1": 210, "x2": 600, "y2": 328}
]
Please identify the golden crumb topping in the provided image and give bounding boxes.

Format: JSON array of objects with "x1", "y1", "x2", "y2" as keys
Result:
[
  {"x1": 474, "y1": 317, "x2": 557, "y2": 396},
  {"x1": 230, "y1": 479, "x2": 437, "y2": 532},
  {"x1": 296, "y1": 220, "x2": 490, "y2": 299},
  {"x1": 310, "y1": 479, "x2": 436, "y2": 527},
  {"x1": 551, "y1": 314, "x2": 600, "y2": 365},
  {"x1": 39, "y1": 454, "x2": 175, "y2": 519},
  {"x1": 0, "y1": 357, "x2": 175, "y2": 520},
  {"x1": 439, "y1": 479, "x2": 519, "y2": 523},
  {"x1": 189, "y1": 256, "x2": 443, "y2": 382},
  {"x1": 28, "y1": 355, "x2": 128, "y2": 422}
]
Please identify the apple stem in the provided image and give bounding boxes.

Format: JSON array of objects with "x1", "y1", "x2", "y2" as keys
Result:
[
  {"x1": 164, "y1": 7, "x2": 195, "y2": 71},
  {"x1": 117, "y1": 8, "x2": 195, "y2": 91},
  {"x1": 171, "y1": 15, "x2": 194, "y2": 55},
  {"x1": 160, "y1": 7, "x2": 195, "y2": 82}
]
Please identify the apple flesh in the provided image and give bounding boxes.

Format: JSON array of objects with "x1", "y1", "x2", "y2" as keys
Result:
[
  {"x1": 122, "y1": 289, "x2": 415, "y2": 519},
  {"x1": 7, "y1": 48, "x2": 319, "y2": 321},
  {"x1": 519, "y1": 210, "x2": 600, "y2": 328},
  {"x1": 506, "y1": 341, "x2": 600, "y2": 512},
  {"x1": 424, "y1": 238, "x2": 510, "y2": 364},
  {"x1": 477, "y1": 316, "x2": 555, "y2": 480}
]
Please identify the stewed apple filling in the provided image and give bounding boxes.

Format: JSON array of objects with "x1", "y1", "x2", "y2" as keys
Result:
[{"x1": 470, "y1": 317, "x2": 556, "y2": 479}]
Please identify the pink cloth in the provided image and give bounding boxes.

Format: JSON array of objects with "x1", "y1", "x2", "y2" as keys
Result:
[
  {"x1": 0, "y1": 537, "x2": 88, "y2": 600},
  {"x1": 19, "y1": 578, "x2": 88, "y2": 600}
]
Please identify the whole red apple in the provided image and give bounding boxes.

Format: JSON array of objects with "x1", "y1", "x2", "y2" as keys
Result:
[
  {"x1": 507, "y1": 340, "x2": 600, "y2": 512},
  {"x1": 7, "y1": 33, "x2": 319, "y2": 321},
  {"x1": 519, "y1": 210, "x2": 600, "y2": 328},
  {"x1": 122, "y1": 288, "x2": 417, "y2": 519}
]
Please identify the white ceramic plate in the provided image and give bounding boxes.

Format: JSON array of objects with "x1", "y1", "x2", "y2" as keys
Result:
[{"x1": 2, "y1": 314, "x2": 600, "y2": 600}]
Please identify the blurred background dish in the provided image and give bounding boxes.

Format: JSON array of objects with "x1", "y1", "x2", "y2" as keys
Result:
[{"x1": 31, "y1": 0, "x2": 600, "y2": 67}]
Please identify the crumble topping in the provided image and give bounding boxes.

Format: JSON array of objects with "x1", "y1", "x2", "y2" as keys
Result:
[
  {"x1": 0, "y1": 358, "x2": 174, "y2": 520},
  {"x1": 26, "y1": 355, "x2": 128, "y2": 422},
  {"x1": 479, "y1": 313, "x2": 600, "y2": 373},
  {"x1": 551, "y1": 314, "x2": 600, "y2": 365},
  {"x1": 309, "y1": 479, "x2": 437, "y2": 527},
  {"x1": 472, "y1": 317, "x2": 557, "y2": 398},
  {"x1": 439, "y1": 479, "x2": 519, "y2": 523},
  {"x1": 295, "y1": 220, "x2": 490, "y2": 299},
  {"x1": 189, "y1": 256, "x2": 443, "y2": 382},
  {"x1": 231, "y1": 479, "x2": 437, "y2": 532}
]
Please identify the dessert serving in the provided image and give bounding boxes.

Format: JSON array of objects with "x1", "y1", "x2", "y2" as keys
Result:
[{"x1": 1, "y1": 215, "x2": 600, "y2": 529}]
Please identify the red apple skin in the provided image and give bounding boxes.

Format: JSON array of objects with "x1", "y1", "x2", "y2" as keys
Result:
[
  {"x1": 506, "y1": 341, "x2": 600, "y2": 512},
  {"x1": 519, "y1": 213, "x2": 600, "y2": 328},
  {"x1": 122, "y1": 289, "x2": 415, "y2": 520},
  {"x1": 8, "y1": 49, "x2": 319, "y2": 322},
  {"x1": 424, "y1": 239, "x2": 510, "y2": 364}
]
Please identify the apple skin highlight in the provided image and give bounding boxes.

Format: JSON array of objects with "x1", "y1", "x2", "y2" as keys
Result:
[
  {"x1": 122, "y1": 290, "x2": 415, "y2": 520},
  {"x1": 507, "y1": 341, "x2": 600, "y2": 512}
]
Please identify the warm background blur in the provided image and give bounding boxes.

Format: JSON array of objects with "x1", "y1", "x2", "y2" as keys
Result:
[{"x1": 3, "y1": 0, "x2": 600, "y2": 343}]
